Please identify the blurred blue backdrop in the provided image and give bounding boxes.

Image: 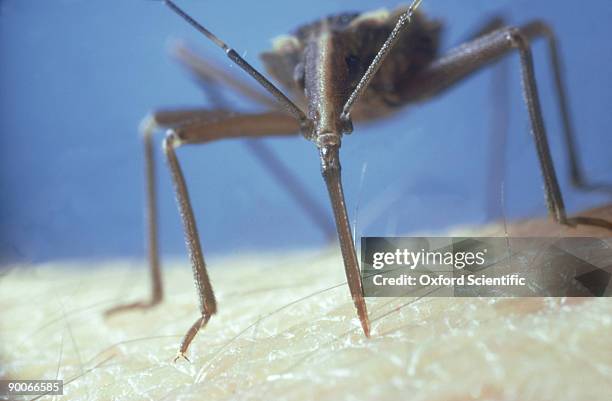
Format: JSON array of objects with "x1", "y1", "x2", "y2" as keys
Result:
[{"x1": 1, "y1": 0, "x2": 611, "y2": 264}]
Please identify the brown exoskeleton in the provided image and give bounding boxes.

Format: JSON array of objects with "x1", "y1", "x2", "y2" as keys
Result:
[{"x1": 106, "y1": 0, "x2": 611, "y2": 360}]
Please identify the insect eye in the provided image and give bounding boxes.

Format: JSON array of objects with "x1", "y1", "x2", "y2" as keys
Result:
[{"x1": 345, "y1": 54, "x2": 361, "y2": 73}]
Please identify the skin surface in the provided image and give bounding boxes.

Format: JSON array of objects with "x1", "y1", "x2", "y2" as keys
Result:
[{"x1": 1, "y1": 206, "x2": 611, "y2": 401}]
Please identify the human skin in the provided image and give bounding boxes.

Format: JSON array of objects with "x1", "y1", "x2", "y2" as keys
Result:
[{"x1": 1, "y1": 206, "x2": 611, "y2": 401}]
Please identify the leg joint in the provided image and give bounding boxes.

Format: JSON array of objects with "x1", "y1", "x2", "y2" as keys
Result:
[
  {"x1": 139, "y1": 113, "x2": 158, "y2": 140},
  {"x1": 504, "y1": 26, "x2": 530, "y2": 50},
  {"x1": 162, "y1": 130, "x2": 183, "y2": 152}
]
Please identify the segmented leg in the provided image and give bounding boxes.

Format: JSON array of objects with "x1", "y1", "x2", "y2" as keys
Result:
[
  {"x1": 162, "y1": 110, "x2": 300, "y2": 358},
  {"x1": 105, "y1": 110, "x2": 301, "y2": 350},
  {"x1": 163, "y1": 132, "x2": 216, "y2": 360},
  {"x1": 520, "y1": 23, "x2": 611, "y2": 193},
  {"x1": 403, "y1": 22, "x2": 610, "y2": 226},
  {"x1": 104, "y1": 117, "x2": 164, "y2": 316},
  {"x1": 403, "y1": 25, "x2": 570, "y2": 223}
]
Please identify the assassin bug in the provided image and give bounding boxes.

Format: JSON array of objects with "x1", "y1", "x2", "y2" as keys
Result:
[{"x1": 106, "y1": 0, "x2": 610, "y2": 360}]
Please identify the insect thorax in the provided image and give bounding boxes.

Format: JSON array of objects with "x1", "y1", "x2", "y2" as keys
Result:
[{"x1": 260, "y1": 6, "x2": 441, "y2": 121}]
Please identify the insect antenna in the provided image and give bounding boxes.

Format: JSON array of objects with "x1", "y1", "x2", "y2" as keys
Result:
[
  {"x1": 162, "y1": 0, "x2": 308, "y2": 126},
  {"x1": 342, "y1": 0, "x2": 423, "y2": 120},
  {"x1": 163, "y1": 0, "x2": 228, "y2": 50}
]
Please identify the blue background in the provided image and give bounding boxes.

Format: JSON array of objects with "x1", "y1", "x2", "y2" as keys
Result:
[{"x1": 1, "y1": 0, "x2": 611, "y2": 264}]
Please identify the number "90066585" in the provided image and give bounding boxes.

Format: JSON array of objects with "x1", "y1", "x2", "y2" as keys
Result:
[{"x1": 0, "y1": 380, "x2": 63, "y2": 396}]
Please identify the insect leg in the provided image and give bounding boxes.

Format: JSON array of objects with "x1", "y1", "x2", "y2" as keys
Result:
[
  {"x1": 142, "y1": 118, "x2": 163, "y2": 306},
  {"x1": 163, "y1": 132, "x2": 216, "y2": 361},
  {"x1": 404, "y1": 26, "x2": 568, "y2": 223},
  {"x1": 520, "y1": 22, "x2": 612, "y2": 194},
  {"x1": 104, "y1": 117, "x2": 165, "y2": 316},
  {"x1": 104, "y1": 109, "x2": 284, "y2": 316},
  {"x1": 165, "y1": 110, "x2": 300, "y2": 358},
  {"x1": 104, "y1": 110, "x2": 238, "y2": 317},
  {"x1": 105, "y1": 109, "x2": 303, "y2": 322}
]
